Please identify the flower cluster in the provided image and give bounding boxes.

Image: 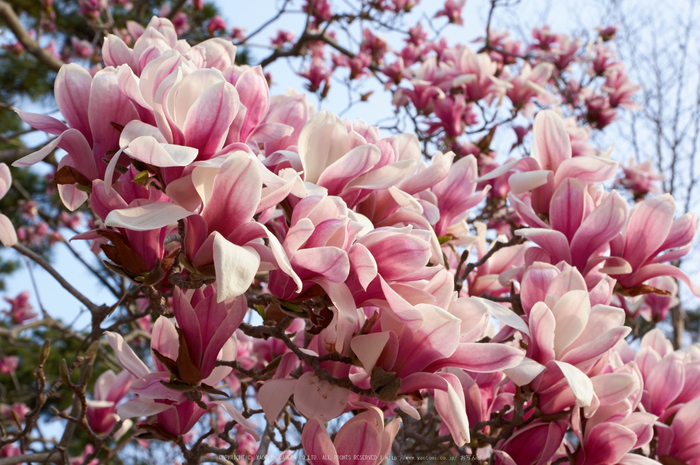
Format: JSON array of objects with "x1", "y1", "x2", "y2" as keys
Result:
[{"x1": 7, "y1": 13, "x2": 699, "y2": 465}]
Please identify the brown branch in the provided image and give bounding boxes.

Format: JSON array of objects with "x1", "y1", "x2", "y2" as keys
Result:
[
  {"x1": 13, "y1": 243, "x2": 106, "y2": 314},
  {"x1": 0, "y1": 1, "x2": 64, "y2": 72},
  {"x1": 0, "y1": 453, "x2": 64, "y2": 465}
]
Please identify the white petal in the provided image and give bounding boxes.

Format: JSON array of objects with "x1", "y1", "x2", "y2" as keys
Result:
[{"x1": 105, "y1": 202, "x2": 194, "y2": 231}]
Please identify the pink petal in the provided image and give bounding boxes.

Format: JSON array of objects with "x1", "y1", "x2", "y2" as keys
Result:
[
  {"x1": 623, "y1": 194, "x2": 675, "y2": 270},
  {"x1": 104, "y1": 202, "x2": 194, "y2": 231},
  {"x1": 0, "y1": 164, "x2": 9, "y2": 199},
  {"x1": 212, "y1": 233, "x2": 260, "y2": 302},
  {"x1": 520, "y1": 262, "x2": 560, "y2": 314},
  {"x1": 294, "y1": 372, "x2": 350, "y2": 422},
  {"x1": 194, "y1": 38, "x2": 237, "y2": 70},
  {"x1": 553, "y1": 360, "x2": 594, "y2": 408},
  {"x1": 106, "y1": 331, "x2": 150, "y2": 378},
  {"x1": 350, "y1": 332, "x2": 391, "y2": 374},
  {"x1": 393, "y1": 304, "x2": 461, "y2": 376},
  {"x1": 582, "y1": 423, "x2": 636, "y2": 465},
  {"x1": 515, "y1": 228, "x2": 572, "y2": 264},
  {"x1": 559, "y1": 326, "x2": 630, "y2": 369},
  {"x1": 213, "y1": 400, "x2": 260, "y2": 441},
  {"x1": 334, "y1": 419, "x2": 382, "y2": 465},
  {"x1": 397, "y1": 149, "x2": 453, "y2": 195},
  {"x1": 551, "y1": 290, "x2": 590, "y2": 357},
  {"x1": 198, "y1": 294, "x2": 247, "y2": 377},
  {"x1": 293, "y1": 247, "x2": 350, "y2": 283},
  {"x1": 202, "y1": 152, "x2": 261, "y2": 236},
  {"x1": 55, "y1": 63, "x2": 93, "y2": 145},
  {"x1": 503, "y1": 357, "x2": 546, "y2": 386},
  {"x1": 15, "y1": 110, "x2": 67, "y2": 136},
  {"x1": 127, "y1": 136, "x2": 198, "y2": 167},
  {"x1": 298, "y1": 111, "x2": 349, "y2": 184},
  {"x1": 117, "y1": 399, "x2": 171, "y2": 419},
  {"x1": 569, "y1": 191, "x2": 628, "y2": 271},
  {"x1": 427, "y1": 341, "x2": 524, "y2": 373},
  {"x1": 529, "y1": 302, "x2": 556, "y2": 364},
  {"x1": 550, "y1": 178, "x2": 586, "y2": 243},
  {"x1": 57, "y1": 184, "x2": 88, "y2": 212},
  {"x1": 89, "y1": 69, "x2": 139, "y2": 170},
  {"x1": 590, "y1": 373, "x2": 638, "y2": 406},
  {"x1": 249, "y1": 122, "x2": 293, "y2": 144},
  {"x1": 508, "y1": 170, "x2": 552, "y2": 195},
  {"x1": 646, "y1": 353, "x2": 685, "y2": 415},
  {"x1": 231, "y1": 66, "x2": 268, "y2": 142},
  {"x1": 301, "y1": 417, "x2": 340, "y2": 465},
  {"x1": 0, "y1": 214, "x2": 17, "y2": 247},
  {"x1": 348, "y1": 243, "x2": 378, "y2": 290},
  {"x1": 553, "y1": 156, "x2": 618, "y2": 186},
  {"x1": 258, "y1": 378, "x2": 297, "y2": 424},
  {"x1": 433, "y1": 372, "x2": 470, "y2": 446},
  {"x1": 102, "y1": 34, "x2": 133, "y2": 67},
  {"x1": 13, "y1": 129, "x2": 94, "y2": 174},
  {"x1": 532, "y1": 110, "x2": 571, "y2": 171},
  {"x1": 183, "y1": 81, "x2": 239, "y2": 156},
  {"x1": 316, "y1": 144, "x2": 381, "y2": 195},
  {"x1": 655, "y1": 212, "x2": 697, "y2": 253}
]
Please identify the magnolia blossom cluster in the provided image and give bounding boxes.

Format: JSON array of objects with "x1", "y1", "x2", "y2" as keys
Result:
[
  {"x1": 6, "y1": 15, "x2": 700, "y2": 465},
  {"x1": 281, "y1": 1, "x2": 640, "y2": 160}
]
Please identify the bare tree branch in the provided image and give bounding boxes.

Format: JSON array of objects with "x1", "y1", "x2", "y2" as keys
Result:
[{"x1": 0, "y1": 1, "x2": 64, "y2": 72}]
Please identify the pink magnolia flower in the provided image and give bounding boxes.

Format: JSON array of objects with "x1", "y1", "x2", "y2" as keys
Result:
[
  {"x1": 513, "y1": 180, "x2": 629, "y2": 279},
  {"x1": 301, "y1": 405, "x2": 401, "y2": 465},
  {"x1": 642, "y1": 276, "x2": 679, "y2": 321},
  {"x1": 597, "y1": 25, "x2": 619, "y2": 41},
  {"x1": 207, "y1": 16, "x2": 227, "y2": 36},
  {"x1": 361, "y1": 29, "x2": 389, "y2": 64},
  {"x1": 262, "y1": 91, "x2": 310, "y2": 155},
  {"x1": 0, "y1": 444, "x2": 21, "y2": 458},
  {"x1": 591, "y1": 41, "x2": 619, "y2": 75},
  {"x1": 567, "y1": 349, "x2": 655, "y2": 465},
  {"x1": 0, "y1": 356, "x2": 19, "y2": 375},
  {"x1": 604, "y1": 67, "x2": 641, "y2": 110},
  {"x1": 550, "y1": 34, "x2": 580, "y2": 70},
  {"x1": 656, "y1": 397, "x2": 700, "y2": 464},
  {"x1": 502, "y1": 110, "x2": 618, "y2": 215},
  {"x1": 505, "y1": 62, "x2": 556, "y2": 116},
  {"x1": 106, "y1": 286, "x2": 257, "y2": 438},
  {"x1": 434, "y1": 0, "x2": 466, "y2": 25},
  {"x1": 563, "y1": 116, "x2": 596, "y2": 158},
  {"x1": 298, "y1": 58, "x2": 331, "y2": 93},
  {"x1": 505, "y1": 287, "x2": 630, "y2": 416},
  {"x1": 86, "y1": 370, "x2": 134, "y2": 434},
  {"x1": 585, "y1": 93, "x2": 617, "y2": 129},
  {"x1": 494, "y1": 419, "x2": 568, "y2": 465},
  {"x1": 293, "y1": 112, "x2": 426, "y2": 207},
  {"x1": 13, "y1": 64, "x2": 140, "y2": 210},
  {"x1": 430, "y1": 155, "x2": 490, "y2": 237},
  {"x1": 0, "y1": 403, "x2": 29, "y2": 421},
  {"x1": 529, "y1": 25, "x2": 558, "y2": 52},
  {"x1": 609, "y1": 193, "x2": 700, "y2": 296},
  {"x1": 3, "y1": 291, "x2": 36, "y2": 324},
  {"x1": 482, "y1": 29, "x2": 522, "y2": 65},
  {"x1": 70, "y1": 37, "x2": 94, "y2": 59},
  {"x1": 270, "y1": 30, "x2": 295, "y2": 49},
  {"x1": 520, "y1": 262, "x2": 614, "y2": 316},
  {"x1": 267, "y1": 194, "x2": 361, "y2": 321},
  {"x1": 619, "y1": 158, "x2": 663, "y2": 199}
]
